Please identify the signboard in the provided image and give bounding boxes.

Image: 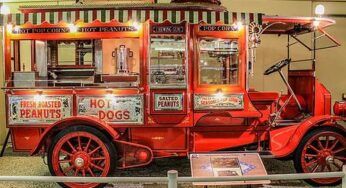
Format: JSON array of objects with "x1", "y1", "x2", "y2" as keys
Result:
[
  {"x1": 12, "y1": 26, "x2": 138, "y2": 34},
  {"x1": 154, "y1": 93, "x2": 183, "y2": 111},
  {"x1": 190, "y1": 153, "x2": 270, "y2": 185},
  {"x1": 8, "y1": 95, "x2": 72, "y2": 125},
  {"x1": 194, "y1": 94, "x2": 244, "y2": 110},
  {"x1": 199, "y1": 25, "x2": 238, "y2": 32},
  {"x1": 150, "y1": 23, "x2": 186, "y2": 34},
  {"x1": 77, "y1": 95, "x2": 144, "y2": 124}
]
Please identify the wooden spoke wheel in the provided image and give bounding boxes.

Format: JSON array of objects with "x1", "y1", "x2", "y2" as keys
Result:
[
  {"x1": 294, "y1": 127, "x2": 346, "y2": 186},
  {"x1": 48, "y1": 126, "x2": 116, "y2": 188}
]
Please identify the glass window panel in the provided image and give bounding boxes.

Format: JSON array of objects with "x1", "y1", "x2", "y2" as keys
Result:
[
  {"x1": 19, "y1": 40, "x2": 32, "y2": 71},
  {"x1": 58, "y1": 42, "x2": 76, "y2": 65},
  {"x1": 149, "y1": 35, "x2": 187, "y2": 88},
  {"x1": 199, "y1": 38, "x2": 239, "y2": 85}
]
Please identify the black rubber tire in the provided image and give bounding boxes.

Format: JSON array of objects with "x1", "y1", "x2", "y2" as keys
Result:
[
  {"x1": 47, "y1": 126, "x2": 117, "y2": 188},
  {"x1": 293, "y1": 127, "x2": 346, "y2": 187}
]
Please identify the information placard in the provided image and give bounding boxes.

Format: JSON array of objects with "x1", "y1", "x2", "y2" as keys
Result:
[
  {"x1": 8, "y1": 95, "x2": 72, "y2": 125},
  {"x1": 190, "y1": 153, "x2": 270, "y2": 185},
  {"x1": 77, "y1": 95, "x2": 144, "y2": 124},
  {"x1": 194, "y1": 94, "x2": 244, "y2": 110}
]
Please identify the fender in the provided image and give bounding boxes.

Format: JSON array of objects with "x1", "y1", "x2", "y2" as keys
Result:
[
  {"x1": 270, "y1": 115, "x2": 346, "y2": 158},
  {"x1": 30, "y1": 116, "x2": 120, "y2": 156}
]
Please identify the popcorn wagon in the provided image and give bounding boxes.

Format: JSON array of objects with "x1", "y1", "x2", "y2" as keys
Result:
[{"x1": 1, "y1": 0, "x2": 345, "y2": 187}]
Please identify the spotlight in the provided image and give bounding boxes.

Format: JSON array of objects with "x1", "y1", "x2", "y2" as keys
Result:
[
  {"x1": 315, "y1": 4, "x2": 325, "y2": 16},
  {"x1": 0, "y1": 4, "x2": 10, "y2": 15},
  {"x1": 68, "y1": 23, "x2": 78, "y2": 33},
  {"x1": 133, "y1": 21, "x2": 141, "y2": 30},
  {"x1": 215, "y1": 88, "x2": 224, "y2": 99},
  {"x1": 34, "y1": 90, "x2": 45, "y2": 101},
  {"x1": 105, "y1": 89, "x2": 114, "y2": 100},
  {"x1": 6, "y1": 24, "x2": 13, "y2": 33}
]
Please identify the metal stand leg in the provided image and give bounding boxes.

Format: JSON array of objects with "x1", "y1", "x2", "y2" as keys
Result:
[{"x1": 0, "y1": 130, "x2": 11, "y2": 157}]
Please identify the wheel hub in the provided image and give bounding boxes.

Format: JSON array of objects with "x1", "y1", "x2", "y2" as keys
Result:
[
  {"x1": 325, "y1": 156, "x2": 334, "y2": 164},
  {"x1": 72, "y1": 152, "x2": 90, "y2": 169},
  {"x1": 317, "y1": 149, "x2": 333, "y2": 164},
  {"x1": 74, "y1": 157, "x2": 85, "y2": 167}
]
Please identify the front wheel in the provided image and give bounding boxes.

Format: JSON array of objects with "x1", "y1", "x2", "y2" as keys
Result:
[
  {"x1": 294, "y1": 127, "x2": 346, "y2": 186},
  {"x1": 47, "y1": 126, "x2": 116, "y2": 188}
]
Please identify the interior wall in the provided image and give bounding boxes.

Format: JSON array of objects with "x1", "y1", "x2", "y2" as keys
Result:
[
  {"x1": 0, "y1": 0, "x2": 345, "y2": 143},
  {"x1": 312, "y1": 2, "x2": 346, "y2": 105},
  {"x1": 102, "y1": 39, "x2": 140, "y2": 75}
]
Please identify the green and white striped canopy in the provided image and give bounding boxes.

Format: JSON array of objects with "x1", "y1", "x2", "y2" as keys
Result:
[{"x1": 1, "y1": 9, "x2": 262, "y2": 26}]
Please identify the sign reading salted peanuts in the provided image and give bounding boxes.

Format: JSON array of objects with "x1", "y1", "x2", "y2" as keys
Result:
[
  {"x1": 77, "y1": 95, "x2": 144, "y2": 124},
  {"x1": 154, "y1": 93, "x2": 183, "y2": 111},
  {"x1": 8, "y1": 95, "x2": 72, "y2": 125}
]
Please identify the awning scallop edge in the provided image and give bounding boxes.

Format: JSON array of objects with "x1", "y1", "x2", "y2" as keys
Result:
[{"x1": 0, "y1": 10, "x2": 263, "y2": 26}]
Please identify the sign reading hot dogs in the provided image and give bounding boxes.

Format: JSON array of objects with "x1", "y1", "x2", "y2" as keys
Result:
[
  {"x1": 154, "y1": 94, "x2": 183, "y2": 111},
  {"x1": 194, "y1": 94, "x2": 244, "y2": 110},
  {"x1": 8, "y1": 95, "x2": 72, "y2": 124},
  {"x1": 77, "y1": 95, "x2": 143, "y2": 124}
]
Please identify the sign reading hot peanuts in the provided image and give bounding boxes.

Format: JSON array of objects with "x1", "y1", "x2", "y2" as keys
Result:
[
  {"x1": 8, "y1": 95, "x2": 72, "y2": 124},
  {"x1": 77, "y1": 95, "x2": 144, "y2": 124}
]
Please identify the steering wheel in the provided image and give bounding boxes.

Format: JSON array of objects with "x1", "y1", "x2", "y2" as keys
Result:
[{"x1": 264, "y1": 58, "x2": 291, "y2": 75}]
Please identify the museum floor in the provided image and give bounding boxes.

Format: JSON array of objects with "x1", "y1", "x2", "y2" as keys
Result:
[{"x1": 0, "y1": 146, "x2": 340, "y2": 188}]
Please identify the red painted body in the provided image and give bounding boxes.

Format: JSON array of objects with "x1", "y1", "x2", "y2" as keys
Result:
[{"x1": 2, "y1": 9, "x2": 345, "y2": 173}]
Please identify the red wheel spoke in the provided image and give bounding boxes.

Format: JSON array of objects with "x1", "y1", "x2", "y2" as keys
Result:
[
  {"x1": 325, "y1": 136, "x2": 330, "y2": 148},
  {"x1": 329, "y1": 140, "x2": 339, "y2": 150},
  {"x1": 77, "y1": 136, "x2": 82, "y2": 151},
  {"x1": 317, "y1": 139, "x2": 324, "y2": 149},
  {"x1": 320, "y1": 165, "x2": 326, "y2": 172},
  {"x1": 305, "y1": 154, "x2": 318, "y2": 158},
  {"x1": 308, "y1": 144, "x2": 320, "y2": 153},
  {"x1": 333, "y1": 147, "x2": 345, "y2": 154},
  {"x1": 74, "y1": 169, "x2": 80, "y2": 176},
  {"x1": 58, "y1": 160, "x2": 71, "y2": 164},
  {"x1": 87, "y1": 167, "x2": 95, "y2": 177},
  {"x1": 60, "y1": 149, "x2": 72, "y2": 156},
  {"x1": 67, "y1": 140, "x2": 77, "y2": 153},
  {"x1": 90, "y1": 162, "x2": 104, "y2": 171},
  {"x1": 334, "y1": 156, "x2": 346, "y2": 161},
  {"x1": 312, "y1": 164, "x2": 320, "y2": 172},
  {"x1": 306, "y1": 159, "x2": 318, "y2": 167},
  {"x1": 63, "y1": 165, "x2": 74, "y2": 175},
  {"x1": 82, "y1": 169, "x2": 86, "y2": 177},
  {"x1": 84, "y1": 138, "x2": 92, "y2": 152},
  {"x1": 88, "y1": 146, "x2": 102, "y2": 155},
  {"x1": 91, "y1": 157, "x2": 106, "y2": 161}
]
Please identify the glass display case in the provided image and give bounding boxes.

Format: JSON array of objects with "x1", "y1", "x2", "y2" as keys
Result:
[
  {"x1": 149, "y1": 35, "x2": 187, "y2": 88},
  {"x1": 199, "y1": 38, "x2": 239, "y2": 85}
]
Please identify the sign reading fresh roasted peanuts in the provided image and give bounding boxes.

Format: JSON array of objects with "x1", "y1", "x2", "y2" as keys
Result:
[
  {"x1": 194, "y1": 94, "x2": 244, "y2": 110},
  {"x1": 154, "y1": 94, "x2": 183, "y2": 111},
  {"x1": 77, "y1": 95, "x2": 144, "y2": 124},
  {"x1": 8, "y1": 95, "x2": 72, "y2": 124}
]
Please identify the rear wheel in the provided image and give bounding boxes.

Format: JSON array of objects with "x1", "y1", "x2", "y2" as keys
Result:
[
  {"x1": 294, "y1": 127, "x2": 346, "y2": 186},
  {"x1": 47, "y1": 126, "x2": 116, "y2": 188}
]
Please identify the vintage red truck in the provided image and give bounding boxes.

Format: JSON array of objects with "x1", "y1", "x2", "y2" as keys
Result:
[{"x1": 1, "y1": 0, "x2": 345, "y2": 187}]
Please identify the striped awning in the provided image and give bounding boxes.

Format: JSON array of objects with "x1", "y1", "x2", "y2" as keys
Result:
[{"x1": 0, "y1": 10, "x2": 262, "y2": 26}]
